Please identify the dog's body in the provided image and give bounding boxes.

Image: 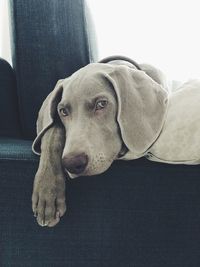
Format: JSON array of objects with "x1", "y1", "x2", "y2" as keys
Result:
[
  {"x1": 147, "y1": 79, "x2": 200, "y2": 164},
  {"x1": 32, "y1": 56, "x2": 200, "y2": 226}
]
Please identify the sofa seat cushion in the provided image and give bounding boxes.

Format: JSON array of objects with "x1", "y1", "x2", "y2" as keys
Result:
[{"x1": 0, "y1": 138, "x2": 38, "y2": 161}]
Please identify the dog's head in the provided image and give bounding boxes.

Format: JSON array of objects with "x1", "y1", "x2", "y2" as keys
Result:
[{"x1": 32, "y1": 63, "x2": 168, "y2": 178}]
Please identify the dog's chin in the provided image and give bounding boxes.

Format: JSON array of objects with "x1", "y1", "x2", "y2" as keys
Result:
[{"x1": 65, "y1": 164, "x2": 112, "y2": 179}]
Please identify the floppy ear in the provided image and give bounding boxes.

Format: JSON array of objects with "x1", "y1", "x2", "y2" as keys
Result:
[
  {"x1": 32, "y1": 79, "x2": 64, "y2": 155},
  {"x1": 105, "y1": 65, "x2": 169, "y2": 159}
]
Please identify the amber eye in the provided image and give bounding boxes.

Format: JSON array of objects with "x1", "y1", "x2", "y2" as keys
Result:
[
  {"x1": 59, "y1": 108, "x2": 69, "y2": 117},
  {"x1": 95, "y1": 100, "x2": 108, "y2": 111}
]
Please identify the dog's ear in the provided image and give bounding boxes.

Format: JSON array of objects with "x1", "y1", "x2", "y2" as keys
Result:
[
  {"x1": 32, "y1": 79, "x2": 64, "y2": 155},
  {"x1": 105, "y1": 65, "x2": 168, "y2": 159}
]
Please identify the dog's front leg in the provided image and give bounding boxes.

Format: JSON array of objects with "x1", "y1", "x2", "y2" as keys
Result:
[{"x1": 32, "y1": 124, "x2": 66, "y2": 227}]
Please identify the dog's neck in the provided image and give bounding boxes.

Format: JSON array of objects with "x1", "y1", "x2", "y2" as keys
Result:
[{"x1": 98, "y1": 55, "x2": 141, "y2": 70}]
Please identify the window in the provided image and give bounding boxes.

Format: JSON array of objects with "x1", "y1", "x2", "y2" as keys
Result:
[
  {"x1": 0, "y1": 0, "x2": 11, "y2": 64},
  {"x1": 1, "y1": 0, "x2": 200, "y2": 81},
  {"x1": 88, "y1": 0, "x2": 200, "y2": 81}
]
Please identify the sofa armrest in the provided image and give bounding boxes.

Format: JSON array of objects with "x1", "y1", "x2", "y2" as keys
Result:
[{"x1": 0, "y1": 58, "x2": 21, "y2": 138}]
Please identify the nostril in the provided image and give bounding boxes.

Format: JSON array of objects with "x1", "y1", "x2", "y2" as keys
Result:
[{"x1": 62, "y1": 153, "x2": 88, "y2": 174}]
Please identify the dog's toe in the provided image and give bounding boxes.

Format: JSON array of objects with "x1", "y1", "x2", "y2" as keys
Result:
[
  {"x1": 36, "y1": 198, "x2": 46, "y2": 226},
  {"x1": 43, "y1": 198, "x2": 56, "y2": 225},
  {"x1": 32, "y1": 192, "x2": 39, "y2": 217},
  {"x1": 47, "y1": 212, "x2": 60, "y2": 227},
  {"x1": 46, "y1": 194, "x2": 66, "y2": 227},
  {"x1": 56, "y1": 193, "x2": 67, "y2": 217}
]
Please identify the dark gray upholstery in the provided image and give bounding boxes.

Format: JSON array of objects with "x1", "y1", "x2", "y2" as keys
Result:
[
  {"x1": 1, "y1": 156, "x2": 200, "y2": 266},
  {"x1": 0, "y1": 58, "x2": 21, "y2": 137},
  {"x1": 1, "y1": 0, "x2": 200, "y2": 266}
]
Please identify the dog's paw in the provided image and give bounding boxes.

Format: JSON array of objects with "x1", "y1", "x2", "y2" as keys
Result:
[{"x1": 32, "y1": 172, "x2": 66, "y2": 227}]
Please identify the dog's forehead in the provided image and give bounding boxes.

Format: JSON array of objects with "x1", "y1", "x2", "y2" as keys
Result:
[{"x1": 62, "y1": 65, "x2": 113, "y2": 101}]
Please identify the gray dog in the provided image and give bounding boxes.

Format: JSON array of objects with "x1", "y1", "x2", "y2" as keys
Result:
[{"x1": 32, "y1": 56, "x2": 200, "y2": 227}]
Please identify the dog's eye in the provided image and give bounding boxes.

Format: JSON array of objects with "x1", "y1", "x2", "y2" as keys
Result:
[
  {"x1": 59, "y1": 108, "x2": 69, "y2": 116},
  {"x1": 95, "y1": 100, "x2": 108, "y2": 111}
]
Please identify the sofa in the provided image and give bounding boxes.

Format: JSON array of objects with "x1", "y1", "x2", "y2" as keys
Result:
[{"x1": 1, "y1": 1, "x2": 200, "y2": 266}]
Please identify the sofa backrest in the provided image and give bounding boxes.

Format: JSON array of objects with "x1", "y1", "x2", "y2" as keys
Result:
[{"x1": 9, "y1": 0, "x2": 98, "y2": 139}]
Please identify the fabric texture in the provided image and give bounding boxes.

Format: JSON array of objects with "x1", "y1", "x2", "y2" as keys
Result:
[
  {"x1": 1, "y1": 155, "x2": 200, "y2": 267},
  {"x1": 9, "y1": 0, "x2": 98, "y2": 139},
  {"x1": 0, "y1": 58, "x2": 21, "y2": 137}
]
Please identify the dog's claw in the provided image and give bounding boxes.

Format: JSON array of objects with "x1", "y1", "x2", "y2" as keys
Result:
[{"x1": 56, "y1": 211, "x2": 60, "y2": 219}]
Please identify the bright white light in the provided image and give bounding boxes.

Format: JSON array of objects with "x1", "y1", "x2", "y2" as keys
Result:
[
  {"x1": 1, "y1": 1, "x2": 200, "y2": 81},
  {"x1": 88, "y1": 0, "x2": 200, "y2": 81},
  {"x1": 0, "y1": 0, "x2": 11, "y2": 65}
]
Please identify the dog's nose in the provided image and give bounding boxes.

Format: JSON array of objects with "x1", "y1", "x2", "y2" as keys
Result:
[{"x1": 62, "y1": 153, "x2": 88, "y2": 174}]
